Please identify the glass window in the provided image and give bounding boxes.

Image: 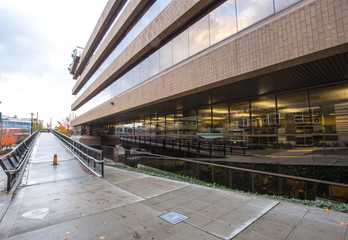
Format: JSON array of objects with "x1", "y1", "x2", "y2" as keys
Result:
[
  {"x1": 209, "y1": 0, "x2": 237, "y2": 45},
  {"x1": 144, "y1": 116, "x2": 151, "y2": 135},
  {"x1": 274, "y1": 0, "x2": 300, "y2": 12},
  {"x1": 277, "y1": 91, "x2": 312, "y2": 145},
  {"x1": 132, "y1": 65, "x2": 141, "y2": 86},
  {"x1": 229, "y1": 101, "x2": 250, "y2": 146},
  {"x1": 159, "y1": 41, "x2": 173, "y2": 71},
  {"x1": 166, "y1": 114, "x2": 175, "y2": 137},
  {"x1": 236, "y1": 0, "x2": 274, "y2": 31},
  {"x1": 157, "y1": 115, "x2": 166, "y2": 135},
  {"x1": 173, "y1": 29, "x2": 189, "y2": 65},
  {"x1": 251, "y1": 96, "x2": 277, "y2": 135},
  {"x1": 140, "y1": 58, "x2": 149, "y2": 82},
  {"x1": 189, "y1": 15, "x2": 210, "y2": 56},
  {"x1": 150, "y1": 115, "x2": 158, "y2": 135},
  {"x1": 212, "y1": 103, "x2": 229, "y2": 136},
  {"x1": 176, "y1": 110, "x2": 197, "y2": 139},
  {"x1": 198, "y1": 106, "x2": 212, "y2": 134},
  {"x1": 148, "y1": 50, "x2": 160, "y2": 78},
  {"x1": 310, "y1": 84, "x2": 348, "y2": 135}
]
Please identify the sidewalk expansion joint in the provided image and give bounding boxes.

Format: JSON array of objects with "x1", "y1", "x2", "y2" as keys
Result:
[{"x1": 21, "y1": 175, "x2": 93, "y2": 188}]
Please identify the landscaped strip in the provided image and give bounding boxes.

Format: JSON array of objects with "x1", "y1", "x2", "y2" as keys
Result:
[{"x1": 105, "y1": 163, "x2": 348, "y2": 213}]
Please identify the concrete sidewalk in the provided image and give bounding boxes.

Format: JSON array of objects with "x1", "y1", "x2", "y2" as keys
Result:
[{"x1": 0, "y1": 133, "x2": 347, "y2": 239}]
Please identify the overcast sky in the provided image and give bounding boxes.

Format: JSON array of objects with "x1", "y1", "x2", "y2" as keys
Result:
[{"x1": 0, "y1": 0, "x2": 107, "y2": 126}]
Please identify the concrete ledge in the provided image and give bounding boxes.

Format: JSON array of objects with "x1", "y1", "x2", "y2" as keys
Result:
[{"x1": 71, "y1": 135, "x2": 101, "y2": 147}]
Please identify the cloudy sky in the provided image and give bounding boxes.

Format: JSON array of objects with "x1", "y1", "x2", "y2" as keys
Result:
[{"x1": 0, "y1": 0, "x2": 107, "y2": 126}]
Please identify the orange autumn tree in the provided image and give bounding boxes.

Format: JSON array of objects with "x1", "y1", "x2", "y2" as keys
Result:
[
  {"x1": 56, "y1": 113, "x2": 75, "y2": 137},
  {"x1": 56, "y1": 121, "x2": 71, "y2": 137},
  {"x1": 1, "y1": 130, "x2": 17, "y2": 149}
]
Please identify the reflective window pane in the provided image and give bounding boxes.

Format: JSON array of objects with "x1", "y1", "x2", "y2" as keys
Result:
[
  {"x1": 159, "y1": 41, "x2": 173, "y2": 71},
  {"x1": 189, "y1": 15, "x2": 210, "y2": 56},
  {"x1": 198, "y1": 106, "x2": 212, "y2": 133},
  {"x1": 251, "y1": 96, "x2": 276, "y2": 135},
  {"x1": 210, "y1": 0, "x2": 237, "y2": 45},
  {"x1": 278, "y1": 91, "x2": 311, "y2": 145},
  {"x1": 229, "y1": 101, "x2": 250, "y2": 146},
  {"x1": 213, "y1": 103, "x2": 229, "y2": 136},
  {"x1": 132, "y1": 65, "x2": 141, "y2": 86},
  {"x1": 236, "y1": 0, "x2": 274, "y2": 31},
  {"x1": 173, "y1": 29, "x2": 189, "y2": 65},
  {"x1": 275, "y1": 0, "x2": 300, "y2": 12},
  {"x1": 148, "y1": 50, "x2": 160, "y2": 78},
  {"x1": 140, "y1": 58, "x2": 149, "y2": 82}
]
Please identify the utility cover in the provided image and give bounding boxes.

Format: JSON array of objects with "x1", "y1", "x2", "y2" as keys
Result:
[{"x1": 159, "y1": 211, "x2": 188, "y2": 224}]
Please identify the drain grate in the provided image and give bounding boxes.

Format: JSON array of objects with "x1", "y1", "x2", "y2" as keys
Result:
[{"x1": 159, "y1": 211, "x2": 189, "y2": 225}]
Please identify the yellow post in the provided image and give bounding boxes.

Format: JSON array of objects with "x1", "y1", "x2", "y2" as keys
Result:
[{"x1": 53, "y1": 154, "x2": 57, "y2": 165}]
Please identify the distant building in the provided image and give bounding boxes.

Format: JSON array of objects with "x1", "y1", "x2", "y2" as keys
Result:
[
  {"x1": 1, "y1": 115, "x2": 43, "y2": 136},
  {"x1": 2, "y1": 115, "x2": 31, "y2": 133}
]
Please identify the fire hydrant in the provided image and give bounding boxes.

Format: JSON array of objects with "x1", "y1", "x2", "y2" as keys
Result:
[{"x1": 53, "y1": 154, "x2": 58, "y2": 165}]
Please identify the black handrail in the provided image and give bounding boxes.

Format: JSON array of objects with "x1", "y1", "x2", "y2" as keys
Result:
[
  {"x1": 52, "y1": 130, "x2": 104, "y2": 177},
  {"x1": 0, "y1": 130, "x2": 40, "y2": 191},
  {"x1": 119, "y1": 134, "x2": 235, "y2": 157}
]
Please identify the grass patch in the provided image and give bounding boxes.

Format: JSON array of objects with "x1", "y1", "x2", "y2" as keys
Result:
[
  {"x1": 0, "y1": 149, "x2": 12, "y2": 155},
  {"x1": 105, "y1": 163, "x2": 348, "y2": 213}
]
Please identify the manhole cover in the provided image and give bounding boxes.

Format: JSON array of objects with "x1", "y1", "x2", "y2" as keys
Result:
[{"x1": 159, "y1": 211, "x2": 188, "y2": 224}]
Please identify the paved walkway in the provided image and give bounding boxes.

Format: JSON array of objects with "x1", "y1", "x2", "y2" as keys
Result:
[{"x1": 0, "y1": 133, "x2": 347, "y2": 239}]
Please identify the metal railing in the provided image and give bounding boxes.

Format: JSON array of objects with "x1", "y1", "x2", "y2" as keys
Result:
[
  {"x1": 119, "y1": 134, "x2": 247, "y2": 158},
  {"x1": 119, "y1": 151, "x2": 348, "y2": 203},
  {"x1": 52, "y1": 130, "x2": 104, "y2": 177},
  {"x1": 0, "y1": 130, "x2": 40, "y2": 191}
]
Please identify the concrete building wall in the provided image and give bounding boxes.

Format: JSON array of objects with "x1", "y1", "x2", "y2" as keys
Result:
[
  {"x1": 72, "y1": 0, "x2": 348, "y2": 126},
  {"x1": 72, "y1": 0, "x2": 218, "y2": 110}
]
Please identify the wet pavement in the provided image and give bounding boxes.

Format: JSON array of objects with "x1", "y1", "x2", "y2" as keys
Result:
[{"x1": 0, "y1": 133, "x2": 347, "y2": 239}]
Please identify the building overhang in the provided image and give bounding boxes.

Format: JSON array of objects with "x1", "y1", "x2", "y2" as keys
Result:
[{"x1": 71, "y1": 49, "x2": 348, "y2": 126}]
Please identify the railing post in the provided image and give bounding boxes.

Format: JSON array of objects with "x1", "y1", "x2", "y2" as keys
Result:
[
  {"x1": 223, "y1": 142, "x2": 226, "y2": 157},
  {"x1": 209, "y1": 142, "x2": 212, "y2": 157}
]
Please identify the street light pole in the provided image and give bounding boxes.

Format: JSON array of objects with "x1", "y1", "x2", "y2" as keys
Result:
[{"x1": 31, "y1": 113, "x2": 33, "y2": 135}]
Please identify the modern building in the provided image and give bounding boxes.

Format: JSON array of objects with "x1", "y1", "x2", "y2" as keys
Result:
[
  {"x1": 2, "y1": 115, "x2": 31, "y2": 131},
  {"x1": 70, "y1": 0, "x2": 348, "y2": 153}
]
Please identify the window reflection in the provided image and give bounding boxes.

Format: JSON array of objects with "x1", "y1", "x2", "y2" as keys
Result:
[
  {"x1": 166, "y1": 114, "x2": 175, "y2": 137},
  {"x1": 189, "y1": 15, "x2": 210, "y2": 56},
  {"x1": 140, "y1": 58, "x2": 149, "y2": 82},
  {"x1": 229, "y1": 101, "x2": 250, "y2": 146},
  {"x1": 278, "y1": 91, "x2": 311, "y2": 145},
  {"x1": 148, "y1": 50, "x2": 160, "y2": 78},
  {"x1": 176, "y1": 110, "x2": 197, "y2": 138},
  {"x1": 210, "y1": 0, "x2": 237, "y2": 45},
  {"x1": 173, "y1": 29, "x2": 189, "y2": 65},
  {"x1": 251, "y1": 96, "x2": 276, "y2": 135},
  {"x1": 236, "y1": 0, "x2": 274, "y2": 31},
  {"x1": 212, "y1": 103, "x2": 229, "y2": 136},
  {"x1": 160, "y1": 41, "x2": 173, "y2": 71},
  {"x1": 310, "y1": 84, "x2": 348, "y2": 147},
  {"x1": 198, "y1": 107, "x2": 212, "y2": 133},
  {"x1": 274, "y1": 0, "x2": 300, "y2": 12}
]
